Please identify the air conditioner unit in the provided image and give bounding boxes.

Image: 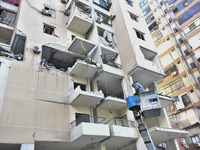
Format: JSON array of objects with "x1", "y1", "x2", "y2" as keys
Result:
[
  {"x1": 33, "y1": 46, "x2": 41, "y2": 54},
  {"x1": 110, "y1": 13, "x2": 116, "y2": 20},
  {"x1": 96, "y1": 16, "x2": 102, "y2": 24},
  {"x1": 195, "y1": 143, "x2": 200, "y2": 147},
  {"x1": 64, "y1": 9, "x2": 70, "y2": 16},
  {"x1": 61, "y1": 0, "x2": 69, "y2": 4},
  {"x1": 41, "y1": 9, "x2": 52, "y2": 16}
]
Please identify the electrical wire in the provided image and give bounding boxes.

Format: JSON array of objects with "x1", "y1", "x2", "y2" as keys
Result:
[{"x1": 26, "y1": 0, "x2": 41, "y2": 13}]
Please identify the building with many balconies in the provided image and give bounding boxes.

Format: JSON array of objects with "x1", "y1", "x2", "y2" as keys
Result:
[
  {"x1": 138, "y1": 0, "x2": 200, "y2": 149},
  {"x1": 0, "y1": 0, "x2": 188, "y2": 149}
]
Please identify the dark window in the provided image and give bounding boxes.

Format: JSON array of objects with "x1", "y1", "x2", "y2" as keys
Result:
[
  {"x1": 139, "y1": 0, "x2": 148, "y2": 8},
  {"x1": 75, "y1": 113, "x2": 90, "y2": 126},
  {"x1": 164, "y1": 9, "x2": 168, "y2": 14},
  {"x1": 184, "y1": 50, "x2": 189, "y2": 56},
  {"x1": 169, "y1": 18, "x2": 173, "y2": 23},
  {"x1": 74, "y1": 82, "x2": 86, "y2": 91},
  {"x1": 181, "y1": 94, "x2": 192, "y2": 107},
  {"x1": 142, "y1": 6, "x2": 151, "y2": 16},
  {"x1": 178, "y1": 38, "x2": 183, "y2": 44},
  {"x1": 125, "y1": 0, "x2": 133, "y2": 6},
  {"x1": 43, "y1": 25, "x2": 54, "y2": 35},
  {"x1": 130, "y1": 13, "x2": 138, "y2": 22},
  {"x1": 190, "y1": 62, "x2": 196, "y2": 69},
  {"x1": 93, "y1": 0, "x2": 109, "y2": 10},
  {"x1": 148, "y1": 22, "x2": 159, "y2": 33},
  {"x1": 173, "y1": 27, "x2": 178, "y2": 33},
  {"x1": 145, "y1": 14, "x2": 155, "y2": 24},
  {"x1": 177, "y1": 2, "x2": 200, "y2": 25},
  {"x1": 160, "y1": 1, "x2": 164, "y2": 5},
  {"x1": 197, "y1": 57, "x2": 200, "y2": 62},
  {"x1": 136, "y1": 31, "x2": 145, "y2": 40}
]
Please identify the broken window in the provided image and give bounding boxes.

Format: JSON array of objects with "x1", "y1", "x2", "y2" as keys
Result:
[
  {"x1": 181, "y1": 94, "x2": 192, "y2": 107},
  {"x1": 136, "y1": 30, "x2": 145, "y2": 40},
  {"x1": 93, "y1": 0, "x2": 110, "y2": 10},
  {"x1": 74, "y1": 82, "x2": 86, "y2": 91},
  {"x1": 42, "y1": 5, "x2": 56, "y2": 18},
  {"x1": 11, "y1": 33, "x2": 26, "y2": 61},
  {"x1": 95, "y1": 10, "x2": 112, "y2": 26},
  {"x1": 43, "y1": 24, "x2": 54, "y2": 35},
  {"x1": 0, "y1": 8, "x2": 16, "y2": 27}
]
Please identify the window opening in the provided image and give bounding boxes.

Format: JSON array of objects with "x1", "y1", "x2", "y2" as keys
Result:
[
  {"x1": 43, "y1": 25, "x2": 54, "y2": 35},
  {"x1": 136, "y1": 30, "x2": 145, "y2": 40}
]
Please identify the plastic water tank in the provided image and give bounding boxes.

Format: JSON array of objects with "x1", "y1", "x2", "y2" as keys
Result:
[{"x1": 126, "y1": 96, "x2": 140, "y2": 110}]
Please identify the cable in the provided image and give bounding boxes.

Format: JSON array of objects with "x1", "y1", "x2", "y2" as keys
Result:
[{"x1": 26, "y1": 0, "x2": 41, "y2": 14}]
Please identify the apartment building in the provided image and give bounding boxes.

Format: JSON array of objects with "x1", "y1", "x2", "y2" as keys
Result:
[
  {"x1": 0, "y1": 0, "x2": 188, "y2": 149},
  {"x1": 139, "y1": 0, "x2": 200, "y2": 149}
]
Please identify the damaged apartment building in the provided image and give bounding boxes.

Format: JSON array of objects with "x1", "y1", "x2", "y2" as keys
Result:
[
  {"x1": 0, "y1": 0, "x2": 190, "y2": 150},
  {"x1": 138, "y1": 0, "x2": 200, "y2": 149}
]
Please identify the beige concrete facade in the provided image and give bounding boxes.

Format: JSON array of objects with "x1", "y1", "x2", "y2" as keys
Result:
[{"x1": 0, "y1": 0, "x2": 189, "y2": 149}]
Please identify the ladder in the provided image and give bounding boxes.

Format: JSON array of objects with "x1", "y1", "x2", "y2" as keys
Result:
[
  {"x1": 133, "y1": 107, "x2": 156, "y2": 150},
  {"x1": 126, "y1": 94, "x2": 160, "y2": 150}
]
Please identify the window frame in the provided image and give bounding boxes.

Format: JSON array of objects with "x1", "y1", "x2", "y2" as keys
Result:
[
  {"x1": 43, "y1": 24, "x2": 55, "y2": 35},
  {"x1": 135, "y1": 30, "x2": 145, "y2": 41}
]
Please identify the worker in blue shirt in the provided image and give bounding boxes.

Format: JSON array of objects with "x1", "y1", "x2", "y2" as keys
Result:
[{"x1": 132, "y1": 82, "x2": 144, "y2": 95}]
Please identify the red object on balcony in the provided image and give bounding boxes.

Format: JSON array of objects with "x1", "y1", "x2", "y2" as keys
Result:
[{"x1": 2, "y1": 0, "x2": 20, "y2": 6}]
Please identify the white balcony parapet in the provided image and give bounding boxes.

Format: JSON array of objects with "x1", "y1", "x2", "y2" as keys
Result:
[
  {"x1": 158, "y1": 95, "x2": 174, "y2": 108},
  {"x1": 149, "y1": 126, "x2": 188, "y2": 145},
  {"x1": 69, "y1": 60, "x2": 99, "y2": 78},
  {"x1": 66, "y1": 0, "x2": 92, "y2": 34},
  {"x1": 68, "y1": 37, "x2": 96, "y2": 57},
  {"x1": 98, "y1": 96, "x2": 127, "y2": 111},
  {"x1": 69, "y1": 86, "x2": 104, "y2": 106},
  {"x1": 71, "y1": 122, "x2": 110, "y2": 142}
]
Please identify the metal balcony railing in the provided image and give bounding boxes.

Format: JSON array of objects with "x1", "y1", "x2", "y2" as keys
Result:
[
  {"x1": 70, "y1": 115, "x2": 106, "y2": 129},
  {"x1": 106, "y1": 118, "x2": 135, "y2": 128},
  {"x1": 2, "y1": 0, "x2": 20, "y2": 6}
]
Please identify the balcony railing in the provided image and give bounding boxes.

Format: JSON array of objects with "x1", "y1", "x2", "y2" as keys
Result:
[
  {"x1": 106, "y1": 118, "x2": 135, "y2": 128},
  {"x1": 2, "y1": 0, "x2": 20, "y2": 6},
  {"x1": 70, "y1": 115, "x2": 106, "y2": 129},
  {"x1": 0, "y1": 9, "x2": 17, "y2": 27}
]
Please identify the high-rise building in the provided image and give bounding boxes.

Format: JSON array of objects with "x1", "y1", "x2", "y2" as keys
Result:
[
  {"x1": 138, "y1": 0, "x2": 200, "y2": 149},
  {"x1": 0, "y1": 0, "x2": 188, "y2": 149}
]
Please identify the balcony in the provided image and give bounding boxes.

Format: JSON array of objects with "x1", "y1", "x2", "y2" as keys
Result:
[
  {"x1": 149, "y1": 126, "x2": 188, "y2": 145},
  {"x1": 70, "y1": 115, "x2": 110, "y2": 146},
  {"x1": 176, "y1": 107, "x2": 199, "y2": 129},
  {"x1": 104, "y1": 118, "x2": 138, "y2": 149},
  {"x1": 97, "y1": 96, "x2": 127, "y2": 111},
  {"x1": 92, "y1": 64, "x2": 124, "y2": 99},
  {"x1": 68, "y1": 37, "x2": 96, "y2": 57},
  {"x1": 69, "y1": 86, "x2": 104, "y2": 106},
  {"x1": 66, "y1": 0, "x2": 92, "y2": 35}
]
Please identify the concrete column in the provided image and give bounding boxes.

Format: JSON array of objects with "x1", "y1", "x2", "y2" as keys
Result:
[
  {"x1": 20, "y1": 144, "x2": 34, "y2": 150},
  {"x1": 136, "y1": 137, "x2": 147, "y2": 150},
  {"x1": 165, "y1": 139, "x2": 180, "y2": 150}
]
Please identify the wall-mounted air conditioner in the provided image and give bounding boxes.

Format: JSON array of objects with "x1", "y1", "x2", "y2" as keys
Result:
[
  {"x1": 41, "y1": 9, "x2": 52, "y2": 16},
  {"x1": 33, "y1": 46, "x2": 41, "y2": 54}
]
